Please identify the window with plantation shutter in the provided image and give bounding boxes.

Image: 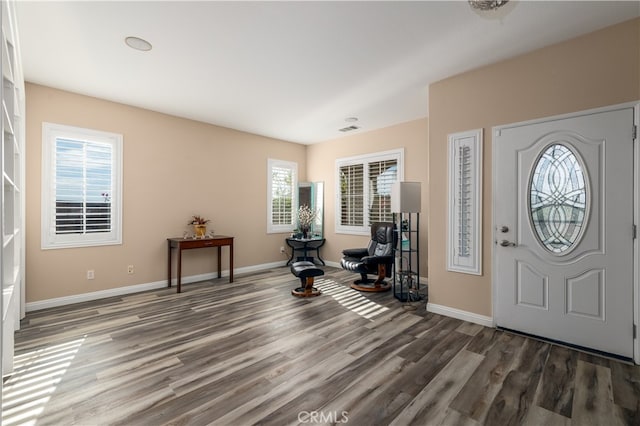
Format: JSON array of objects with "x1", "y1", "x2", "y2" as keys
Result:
[
  {"x1": 339, "y1": 163, "x2": 364, "y2": 227},
  {"x1": 267, "y1": 159, "x2": 297, "y2": 233},
  {"x1": 42, "y1": 123, "x2": 122, "y2": 249},
  {"x1": 336, "y1": 149, "x2": 403, "y2": 235},
  {"x1": 368, "y1": 160, "x2": 397, "y2": 223}
]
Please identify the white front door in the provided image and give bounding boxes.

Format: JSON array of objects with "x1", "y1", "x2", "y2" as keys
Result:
[{"x1": 494, "y1": 106, "x2": 635, "y2": 359}]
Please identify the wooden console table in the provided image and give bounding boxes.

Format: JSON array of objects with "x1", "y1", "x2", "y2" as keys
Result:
[{"x1": 167, "y1": 236, "x2": 234, "y2": 293}]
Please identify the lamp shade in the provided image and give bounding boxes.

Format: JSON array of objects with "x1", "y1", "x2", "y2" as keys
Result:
[{"x1": 391, "y1": 181, "x2": 421, "y2": 213}]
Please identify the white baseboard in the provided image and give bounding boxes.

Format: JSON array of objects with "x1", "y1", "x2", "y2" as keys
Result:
[
  {"x1": 26, "y1": 261, "x2": 287, "y2": 312},
  {"x1": 426, "y1": 302, "x2": 494, "y2": 328}
]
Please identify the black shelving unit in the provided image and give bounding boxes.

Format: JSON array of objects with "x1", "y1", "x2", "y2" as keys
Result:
[{"x1": 393, "y1": 212, "x2": 422, "y2": 302}]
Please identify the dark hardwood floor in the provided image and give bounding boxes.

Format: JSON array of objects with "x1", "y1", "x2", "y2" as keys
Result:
[{"x1": 3, "y1": 266, "x2": 640, "y2": 425}]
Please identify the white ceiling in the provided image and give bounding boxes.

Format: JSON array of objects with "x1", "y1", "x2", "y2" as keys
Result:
[{"x1": 15, "y1": 1, "x2": 640, "y2": 144}]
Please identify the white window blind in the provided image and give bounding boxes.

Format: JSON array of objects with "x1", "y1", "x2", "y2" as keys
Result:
[
  {"x1": 42, "y1": 123, "x2": 122, "y2": 249},
  {"x1": 447, "y1": 129, "x2": 482, "y2": 275},
  {"x1": 368, "y1": 160, "x2": 397, "y2": 223},
  {"x1": 267, "y1": 159, "x2": 297, "y2": 233},
  {"x1": 336, "y1": 149, "x2": 403, "y2": 235},
  {"x1": 339, "y1": 163, "x2": 364, "y2": 227},
  {"x1": 55, "y1": 138, "x2": 112, "y2": 235},
  {"x1": 271, "y1": 166, "x2": 294, "y2": 226}
]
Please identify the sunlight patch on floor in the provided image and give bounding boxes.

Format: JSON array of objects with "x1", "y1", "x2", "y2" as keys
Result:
[
  {"x1": 313, "y1": 278, "x2": 389, "y2": 319},
  {"x1": 2, "y1": 337, "x2": 85, "y2": 426}
]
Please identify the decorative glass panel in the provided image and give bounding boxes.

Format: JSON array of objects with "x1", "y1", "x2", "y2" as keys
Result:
[{"x1": 529, "y1": 144, "x2": 587, "y2": 254}]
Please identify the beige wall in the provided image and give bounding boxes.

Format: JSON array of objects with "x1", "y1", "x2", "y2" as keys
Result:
[
  {"x1": 307, "y1": 118, "x2": 429, "y2": 273},
  {"x1": 428, "y1": 18, "x2": 640, "y2": 317},
  {"x1": 25, "y1": 84, "x2": 306, "y2": 302}
]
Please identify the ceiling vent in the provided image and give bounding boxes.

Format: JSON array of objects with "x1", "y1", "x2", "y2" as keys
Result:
[{"x1": 339, "y1": 125, "x2": 360, "y2": 132}]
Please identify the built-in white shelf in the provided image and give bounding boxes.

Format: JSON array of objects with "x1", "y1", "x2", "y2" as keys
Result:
[{"x1": 1, "y1": 0, "x2": 25, "y2": 376}]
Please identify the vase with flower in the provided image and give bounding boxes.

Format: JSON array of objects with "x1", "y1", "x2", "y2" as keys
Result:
[
  {"x1": 188, "y1": 215, "x2": 210, "y2": 238},
  {"x1": 297, "y1": 205, "x2": 317, "y2": 239}
]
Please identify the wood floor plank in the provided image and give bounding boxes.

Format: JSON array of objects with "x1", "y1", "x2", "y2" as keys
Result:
[
  {"x1": 229, "y1": 332, "x2": 417, "y2": 426},
  {"x1": 397, "y1": 315, "x2": 463, "y2": 363},
  {"x1": 209, "y1": 349, "x2": 362, "y2": 426},
  {"x1": 389, "y1": 349, "x2": 484, "y2": 426},
  {"x1": 449, "y1": 331, "x2": 527, "y2": 422},
  {"x1": 456, "y1": 321, "x2": 485, "y2": 337},
  {"x1": 259, "y1": 354, "x2": 413, "y2": 426},
  {"x1": 438, "y1": 408, "x2": 482, "y2": 426},
  {"x1": 311, "y1": 311, "x2": 370, "y2": 340},
  {"x1": 571, "y1": 360, "x2": 624, "y2": 426},
  {"x1": 534, "y1": 344, "x2": 578, "y2": 418},
  {"x1": 344, "y1": 312, "x2": 422, "y2": 357},
  {"x1": 610, "y1": 359, "x2": 640, "y2": 411},
  {"x1": 329, "y1": 330, "x2": 474, "y2": 425},
  {"x1": 166, "y1": 377, "x2": 276, "y2": 426},
  {"x1": 42, "y1": 356, "x2": 182, "y2": 420},
  {"x1": 119, "y1": 352, "x2": 294, "y2": 426},
  {"x1": 407, "y1": 312, "x2": 449, "y2": 337},
  {"x1": 616, "y1": 404, "x2": 640, "y2": 426},
  {"x1": 465, "y1": 326, "x2": 502, "y2": 355},
  {"x1": 483, "y1": 337, "x2": 550, "y2": 425},
  {"x1": 523, "y1": 405, "x2": 573, "y2": 426}
]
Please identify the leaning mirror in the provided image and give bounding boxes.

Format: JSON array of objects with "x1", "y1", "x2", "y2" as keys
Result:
[{"x1": 298, "y1": 181, "x2": 324, "y2": 238}]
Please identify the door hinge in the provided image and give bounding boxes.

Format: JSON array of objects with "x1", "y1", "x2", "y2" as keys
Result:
[
  {"x1": 634, "y1": 324, "x2": 637, "y2": 339},
  {"x1": 634, "y1": 125, "x2": 638, "y2": 140},
  {"x1": 633, "y1": 224, "x2": 637, "y2": 239}
]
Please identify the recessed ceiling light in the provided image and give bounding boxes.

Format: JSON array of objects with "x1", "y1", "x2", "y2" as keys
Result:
[
  {"x1": 345, "y1": 117, "x2": 359, "y2": 123},
  {"x1": 125, "y1": 36, "x2": 152, "y2": 52}
]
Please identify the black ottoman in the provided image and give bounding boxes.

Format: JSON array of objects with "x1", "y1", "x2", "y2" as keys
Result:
[{"x1": 290, "y1": 261, "x2": 324, "y2": 297}]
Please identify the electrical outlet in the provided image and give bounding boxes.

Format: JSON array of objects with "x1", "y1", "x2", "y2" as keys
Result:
[
  {"x1": 127, "y1": 265, "x2": 134, "y2": 274},
  {"x1": 87, "y1": 270, "x2": 95, "y2": 280},
  {"x1": 280, "y1": 246, "x2": 285, "y2": 253}
]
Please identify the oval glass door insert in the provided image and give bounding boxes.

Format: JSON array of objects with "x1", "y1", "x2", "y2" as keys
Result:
[{"x1": 529, "y1": 144, "x2": 588, "y2": 254}]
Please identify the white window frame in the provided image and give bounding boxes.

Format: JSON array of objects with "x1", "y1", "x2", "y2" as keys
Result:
[
  {"x1": 267, "y1": 158, "x2": 298, "y2": 234},
  {"x1": 41, "y1": 122, "x2": 123, "y2": 249},
  {"x1": 335, "y1": 148, "x2": 404, "y2": 235}
]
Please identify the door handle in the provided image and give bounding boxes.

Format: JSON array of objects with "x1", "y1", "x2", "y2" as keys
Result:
[{"x1": 499, "y1": 240, "x2": 516, "y2": 247}]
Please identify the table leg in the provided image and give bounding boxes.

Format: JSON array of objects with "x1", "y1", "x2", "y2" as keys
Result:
[
  {"x1": 177, "y1": 248, "x2": 182, "y2": 293},
  {"x1": 217, "y1": 246, "x2": 222, "y2": 278},
  {"x1": 168, "y1": 241, "x2": 172, "y2": 288},
  {"x1": 229, "y1": 241, "x2": 234, "y2": 283}
]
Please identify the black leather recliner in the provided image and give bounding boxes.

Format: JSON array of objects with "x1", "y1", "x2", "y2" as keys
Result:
[{"x1": 340, "y1": 222, "x2": 396, "y2": 292}]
